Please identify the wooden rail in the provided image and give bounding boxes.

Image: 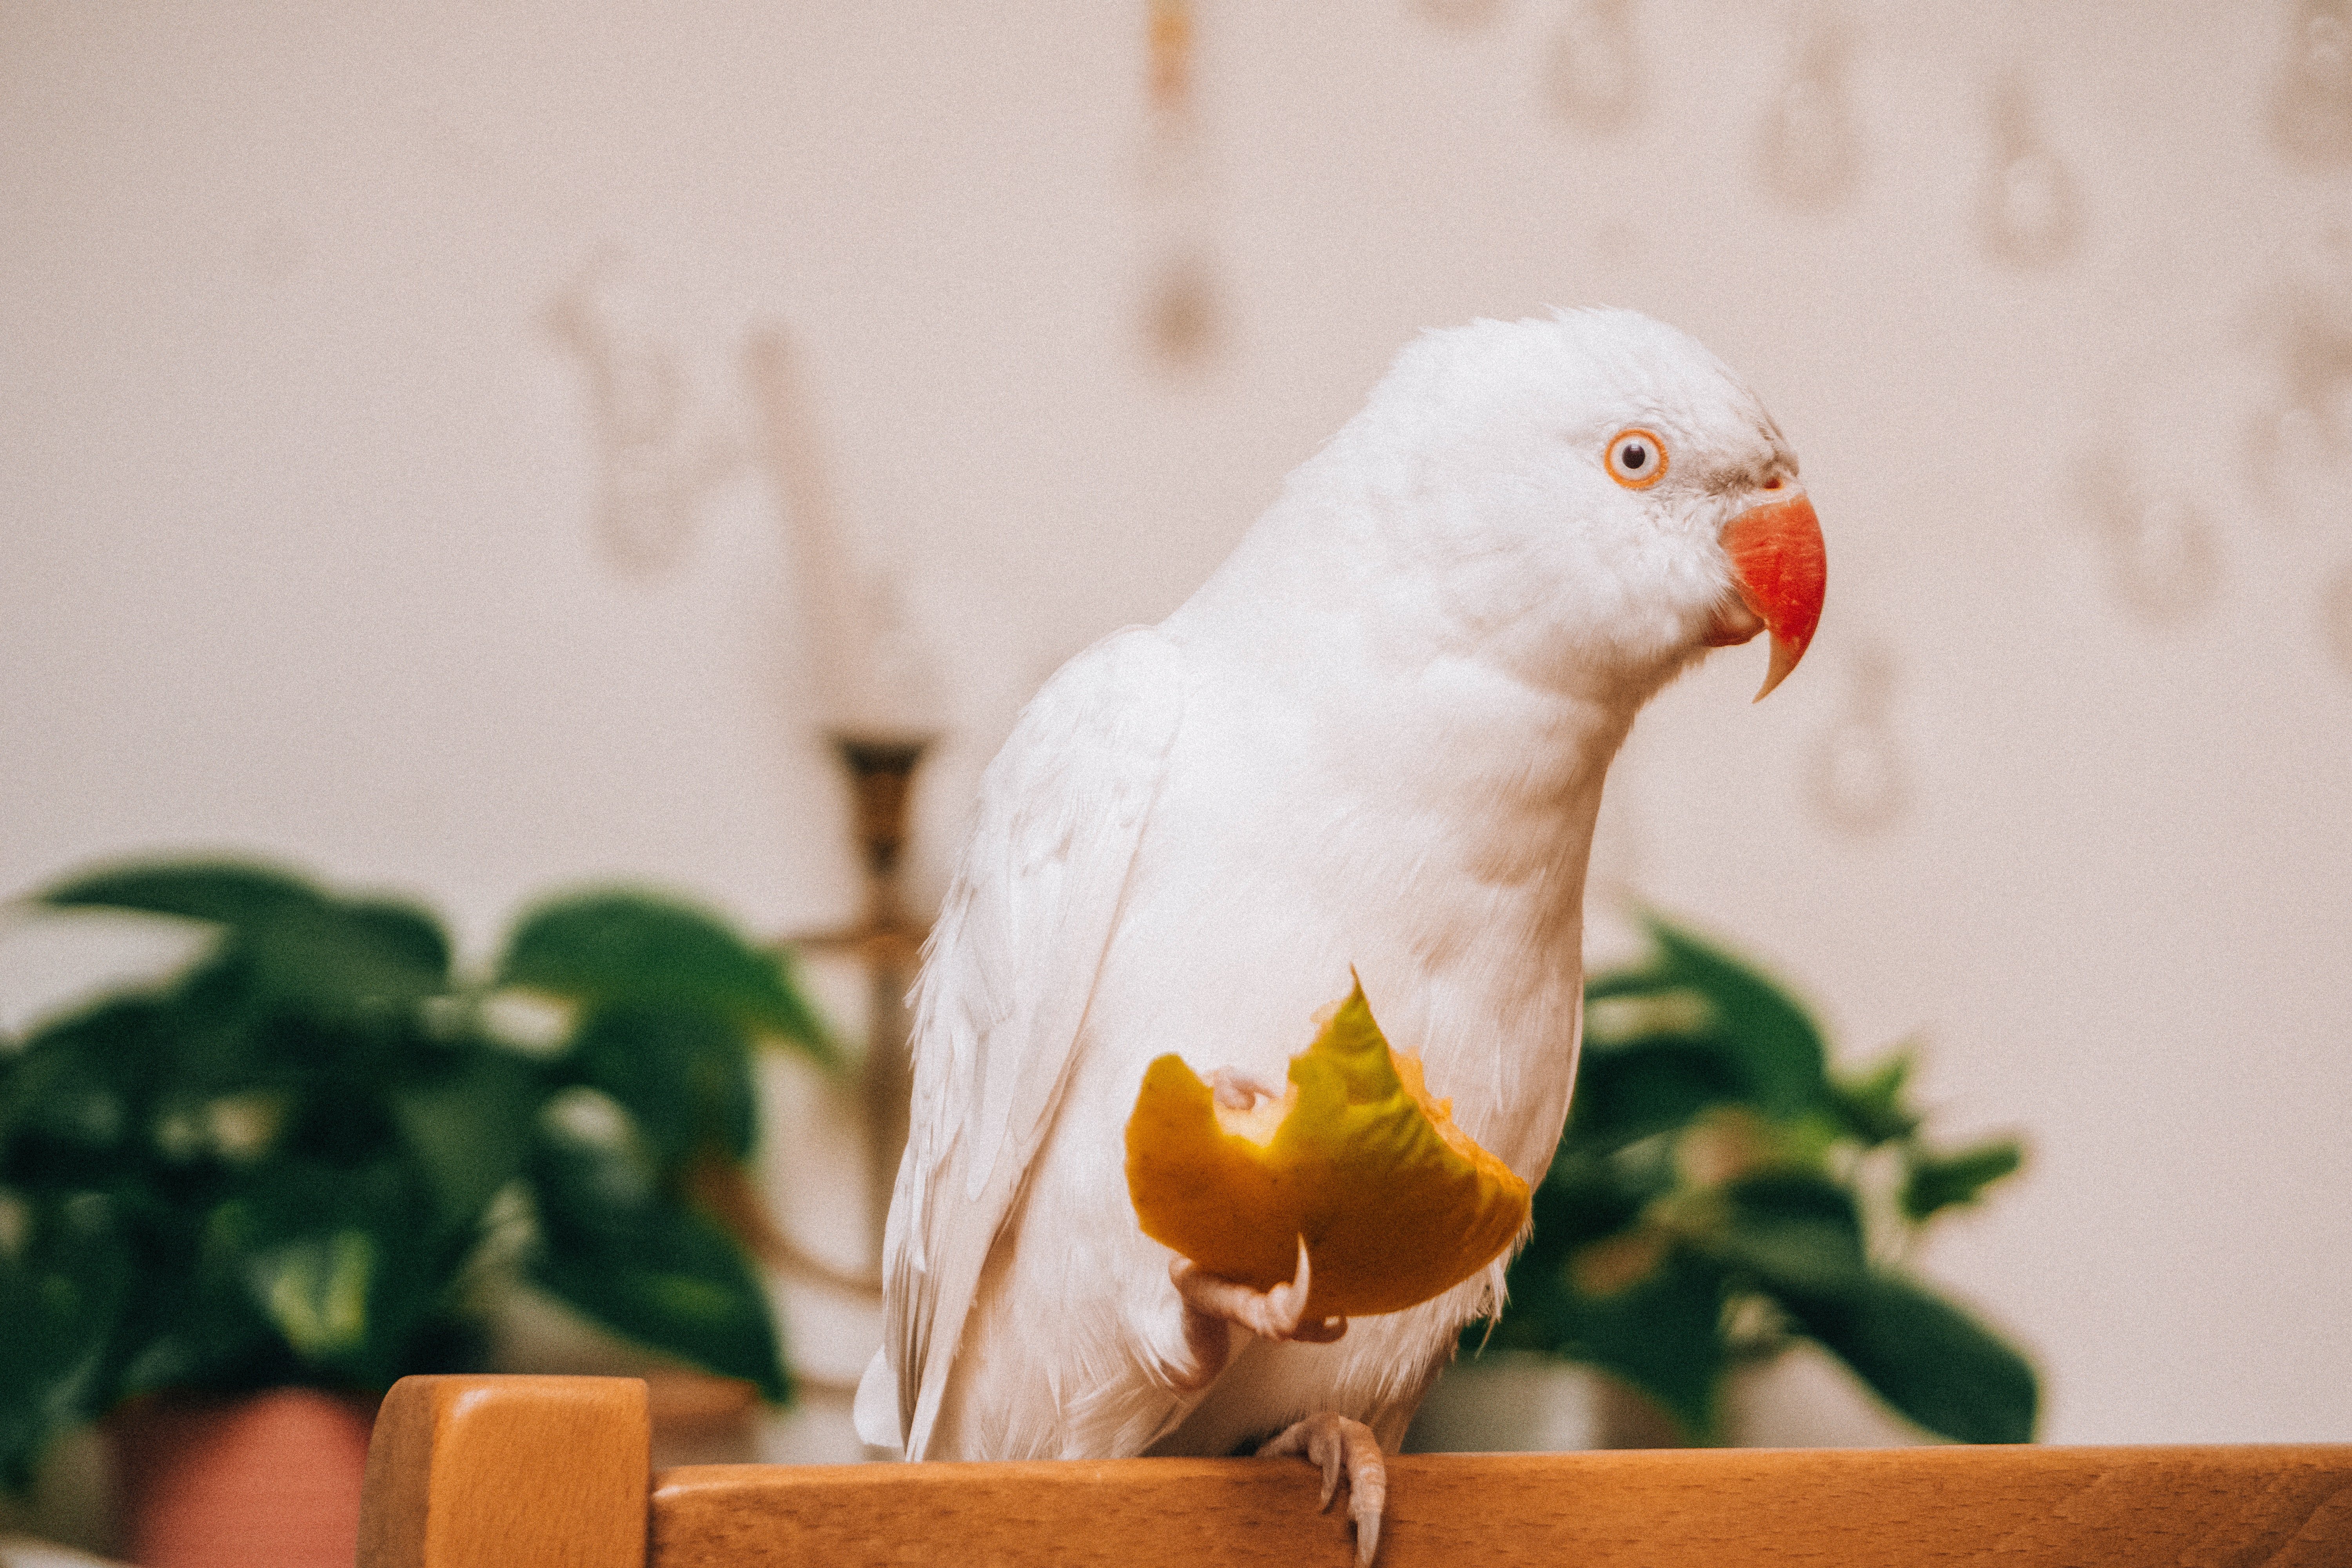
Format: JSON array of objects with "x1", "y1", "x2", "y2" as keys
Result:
[{"x1": 358, "y1": 1374, "x2": 2352, "y2": 1568}]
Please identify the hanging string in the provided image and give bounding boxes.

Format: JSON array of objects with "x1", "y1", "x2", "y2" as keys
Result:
[
  {"x1": 2076, "y1": 439, "x2": 2223, "y2": 626},
  {"x1": 2273, "y1": 0, "x2": 2352, "y2": 165},
  {"x1": 1150, "y1": 0, "x2": 1193, "y2": 108},
  {"x1": 1756, "y1": 2, "x2": 1862, "y2": 213},
  {"x1": 1417, "y1": 0, "x2": 1505, "y2": 29},
  {"x1": 2239, "y1": 224, "x2": 2352, "y2": 561},
  {"x1": 1978, "y1": 69, "x2": 2082, "y2": 269},
  {"x1": 1142, "y1": 0, "x2": 1220, "y2": 372},
  {"x1": 2324, "y1": 561, "x2": 2352, "y2": 679},
  {"x1": 1548, "y1": 0, "x2": 1643, "y2": 134},
  {"x1": 547, "y1": 255, "x2": 741, "y2": 575},
  {"x1": 745, "y1": 327, "x2": 946, "y2": 742}
]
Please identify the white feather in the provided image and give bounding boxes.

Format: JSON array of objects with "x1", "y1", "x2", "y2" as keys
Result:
[
  {"x1": 857, "y1": 309, "x2": 1800, "y2": 1461},
  {"x1": 860, "y1": 626, "x2": 1189, "y2": 1457}
]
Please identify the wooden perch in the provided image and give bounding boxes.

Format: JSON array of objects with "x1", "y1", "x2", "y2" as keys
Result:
[
  {"x1": 359, "y1": 1374, "x2": 2352, "y2": 1567},
  {"x1": 358, "y1": 1375, "x2": 650, "y2": 1568}
]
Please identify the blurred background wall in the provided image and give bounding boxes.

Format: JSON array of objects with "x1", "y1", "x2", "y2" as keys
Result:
[{"x1": 3, "y1": 0, "x2": 2347, "y2": 1453}]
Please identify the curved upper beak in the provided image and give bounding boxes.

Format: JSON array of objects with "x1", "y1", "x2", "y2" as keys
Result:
[{"x1": 1711, "y1": 490, "x2": 1826, "y2": 701}]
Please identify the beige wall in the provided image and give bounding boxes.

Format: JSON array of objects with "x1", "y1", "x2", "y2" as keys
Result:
[{"x1": 3, "y1": 0, "x2": 2347, "y2": 1450}]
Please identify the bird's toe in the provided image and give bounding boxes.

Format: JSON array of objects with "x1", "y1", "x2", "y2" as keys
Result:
[
  {"x1": 1256, "y1": 1411, "x2": 1387, "y2": 1567},
  {"x1": 1173, "y1": 1236, "x2": 1345, "y2": 1347},
  {"x1": 1208, "y1": 1066, "x2": 1283, "y2": 1111}
]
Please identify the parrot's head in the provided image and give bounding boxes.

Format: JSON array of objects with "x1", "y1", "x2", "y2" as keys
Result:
[{"x1": 1328, "y1": 307, "x2": 1825, "y2": 704}]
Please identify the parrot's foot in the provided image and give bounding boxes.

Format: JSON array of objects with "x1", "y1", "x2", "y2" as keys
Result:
[
  {"x1": 1165, "y1": 1236, "x2": 1346, "y2": 1390},
  {"x1": 1258, "y1": 1411, "x2": 1387, "y2": 1568},
  {"x1": 1209, "y1": 1066, "x2": 1283, "y2": 1110}
]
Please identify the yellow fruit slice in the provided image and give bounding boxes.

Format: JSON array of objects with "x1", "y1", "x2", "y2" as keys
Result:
[{"x1": 1123, "y1": 978, "x2": 1532, "y2": 1319}]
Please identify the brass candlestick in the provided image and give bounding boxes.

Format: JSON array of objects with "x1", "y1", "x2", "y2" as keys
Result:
[{"x1": 788, "y1": 733, "x2": 933, "y2": 1283}]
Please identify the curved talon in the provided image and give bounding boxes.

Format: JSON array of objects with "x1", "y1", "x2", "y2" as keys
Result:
[
  {"x1": 1257, "y1": 1411, "x2": 1387, "y2": 1567},
  {"x1": 1262, "y1": 1234, "x2": 1311, "y2": 1336},
  {"x1": 1167, "y1": 1237, "x2": 1347, "y2": 1390},
  {"x1": 1265, "y1": 1236, "x2": 1348, "y2": 1343},
  {"x1": 1177, "y1": 1236, "x2": 1341, "y2": 1342}
]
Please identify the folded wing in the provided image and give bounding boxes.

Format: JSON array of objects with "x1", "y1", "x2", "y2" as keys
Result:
[{"x1": 861, "y1": 626, "x2": 1189, "y2": 1459}]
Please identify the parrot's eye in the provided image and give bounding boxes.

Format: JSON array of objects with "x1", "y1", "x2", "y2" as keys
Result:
[{"x1": 1605, "y1": 429, "x2": 1668, "y2": 489}]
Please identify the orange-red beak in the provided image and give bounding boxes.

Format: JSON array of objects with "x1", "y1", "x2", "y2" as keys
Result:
[{"x1": 1715, "y1": 492, "x2": 1826, "y2": 701}]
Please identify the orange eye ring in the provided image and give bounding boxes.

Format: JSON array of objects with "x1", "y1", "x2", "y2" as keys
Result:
[{"x1": 1605, "y1": 428, "x2": 1668, "y2": 489}]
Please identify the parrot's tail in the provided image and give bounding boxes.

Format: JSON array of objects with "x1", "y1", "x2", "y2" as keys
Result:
[{"x1": 853, "y1": 1348, "x2": 904, "y2": 1456}]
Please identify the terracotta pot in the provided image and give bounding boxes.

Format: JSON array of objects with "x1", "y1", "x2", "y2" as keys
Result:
[{"x1": 107, "y1": 1388, "x2": 378, "y2": 1568}]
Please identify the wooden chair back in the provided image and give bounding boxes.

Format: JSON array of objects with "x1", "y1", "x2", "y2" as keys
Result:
[{"x1": 357, "y1": 1374, "x2": 2352, "y2": 1567}]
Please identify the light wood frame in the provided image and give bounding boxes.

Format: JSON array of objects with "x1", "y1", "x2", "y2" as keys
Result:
[{"x1": 357, "y1": 1374, "x2": 2352, "y2": 1567}]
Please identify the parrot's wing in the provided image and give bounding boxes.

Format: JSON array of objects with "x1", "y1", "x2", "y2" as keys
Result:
[{"x1": 880, "y1": 625, "x2": 1189, "y2": 1459}]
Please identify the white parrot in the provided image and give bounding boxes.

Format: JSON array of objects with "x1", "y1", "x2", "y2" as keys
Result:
[{"x1": 854, "y1": 309, "x2": 1826, "y2": 1563}]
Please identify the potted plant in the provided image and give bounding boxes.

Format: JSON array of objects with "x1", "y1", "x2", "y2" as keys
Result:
[
  {"x1": 1463, "y1": 913, "x2": 2037, "y2": 1447},
  {"x1": 0, "y1": 860, "x2": 834, "y2": 1566}
]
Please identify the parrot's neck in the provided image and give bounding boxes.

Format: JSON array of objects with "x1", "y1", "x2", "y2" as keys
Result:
[{"x1": 1165, "y1": 495, "x2": 1652, "y2": 1177}]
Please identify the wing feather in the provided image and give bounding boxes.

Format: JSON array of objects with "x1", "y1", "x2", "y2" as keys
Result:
[{"x1": 877, "y1": 626, "x2": 1187, "y2": 1458}]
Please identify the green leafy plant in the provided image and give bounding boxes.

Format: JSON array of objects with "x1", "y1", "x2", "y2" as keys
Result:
[
  {"x1": 1480, "y1": 914, "x2": 2036, "y2": 1445},
  {"x1": 0, "y1": 860, "x2": 836, "y2": 1488}
]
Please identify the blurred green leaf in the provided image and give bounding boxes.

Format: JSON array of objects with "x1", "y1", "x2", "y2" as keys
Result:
[
  {"x1": 1529, "y1": 1152, "x2": 1658, "y2": 1253},
  {"x1": 44, "y1": 1151, "x2": 452, "y2": 1405},
  {"x1": 1546, "y1": 1248, "x2": 1729, "y2": 1444},
  {"x1": 499, "y1": 893, "x2": 834, "y2": 1064},
  {"x1": 389, "y1": 1050, "x2": 544, "y2": 1230},
  {"x1": 0, "y1": 1191, "x2": 132, "y2": 1489},
  {"x1": 201, "y1": 1156, "x2": 456, "y2": 1390},
  {"x1": 572, "y1": 1004, "x2": 759, "y2": 1168},
  {"x1": 1493, "y1": 910, "x2": 2038, "y2": 1447},
  {"x1": 533, "y1": 1089, "x2": 662, "y2": 1220},
  {"x1": 1569, "y1": 1038, "x2": 1752, "y2": 1150},
  {"x1": 1639, "y1": 918, "x2": 1828, "y2": 1118},
  {"x1": 1581, "y1": 917, "x2": 1828, "y2": 1120},
  {"x1": 1901, "y1": 1138, "x2": 2026, "y2": 1223},
  {"x1": 530, "y1": 1216, "x2": 788, "y2": 1404},
  {"x1": 1781, "y1": 1269, "x2": 2039, "y2": 1444},
  {"x1": 40, "y1": 862, "x2": 449, "y2": 1024},
  {"x1": 2, "y1": 1025, "x2": 134, "y2": 1154},
  {"x1": 5, "y1": 855, "x2": 829, "y2": 1450},
  {"x1": 145, "y1": 965, "x2": 278, "y2": 1094},
  {"x1": 338, "y1": 902, "x2": 452, "y2": 981},
  {"x1": 2, "y1": 1000, "x2": 181, "y2": 1195},
  {"x1": 239, "y1": 900, "x2": 449, "y2": 1018},
  {"x1": 251, "y1": 1230, "x2": 376, "y2": 1361},
  {"x1": 529, "y1": 1108, "x2": 789, "y2": 1401},
  {"x1": 1706, "y1": 1172, "x2": 1867, "y2": 1296},
  {"x1": 1828, "y1": 1051, "x2": 1921, "y2": 1146},
  {"x1": 37, "y1": 862, "x2": 323, "y2": 930}
]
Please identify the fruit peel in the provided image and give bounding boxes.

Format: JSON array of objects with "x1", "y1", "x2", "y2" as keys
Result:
[{"x1": 1124, "y1": 978, "x2": 1532, "y2": 1319}]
